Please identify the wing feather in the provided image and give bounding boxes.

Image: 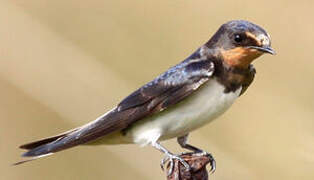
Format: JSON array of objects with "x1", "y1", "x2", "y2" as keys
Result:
[{"x1": 18, "y1": 53, "x2": 215, "y2": 159}]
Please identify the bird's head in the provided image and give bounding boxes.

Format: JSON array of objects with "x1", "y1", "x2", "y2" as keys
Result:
[{"x1": 206, "y1": 20, "x2": 275, "y2": 69}]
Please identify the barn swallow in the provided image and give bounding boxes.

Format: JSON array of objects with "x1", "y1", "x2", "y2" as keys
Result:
[{"x1": 15, "y1": 20, "x2": 275, "y2": 174}]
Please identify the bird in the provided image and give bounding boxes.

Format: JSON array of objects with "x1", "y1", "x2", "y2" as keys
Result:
[{"x1": 15, "y1": 20, "x2": 275, "y2": 174}]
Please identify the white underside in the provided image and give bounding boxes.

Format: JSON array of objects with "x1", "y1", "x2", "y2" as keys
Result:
[{"x1": 94, "y1": 79, "x2": 241, "y2": 146}]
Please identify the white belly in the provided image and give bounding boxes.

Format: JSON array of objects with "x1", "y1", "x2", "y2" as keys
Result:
[{"x1": 94, "y1": 79, "x2": 241, "y2": 145}]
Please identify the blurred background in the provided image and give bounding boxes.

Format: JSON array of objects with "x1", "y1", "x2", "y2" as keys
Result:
[{"x1": 1, "y1": 0, "x2": 313, "y2": 179}]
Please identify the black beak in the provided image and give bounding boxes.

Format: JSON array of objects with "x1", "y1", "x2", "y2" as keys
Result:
[{"x1": 247, "y1": 46, "x2": 276, "y2": 55}]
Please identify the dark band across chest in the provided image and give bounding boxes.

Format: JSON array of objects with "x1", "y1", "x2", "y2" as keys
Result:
[{"x1": 212, "y1": 60, "x2": 256, "y2": 95}]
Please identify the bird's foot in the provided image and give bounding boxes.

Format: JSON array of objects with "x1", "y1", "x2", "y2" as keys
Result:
[
  {"x1": 160, "y1": 153, "x2": 190, "y2": 175},
  {"x1": 180, "y1": 151, "x2": 216, "y2": 173}
]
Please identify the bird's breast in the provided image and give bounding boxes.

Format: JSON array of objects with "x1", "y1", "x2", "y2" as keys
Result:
[{"x1": 126, "y1": 78, "x2": 242, "y2": 145}]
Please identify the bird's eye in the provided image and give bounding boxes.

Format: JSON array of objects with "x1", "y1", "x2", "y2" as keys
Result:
[{"x1": 234, "y1": 34, "x2": 243, "y2": 43}]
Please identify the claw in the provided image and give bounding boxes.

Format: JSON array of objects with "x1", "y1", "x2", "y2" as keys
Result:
[
  {"x1": 160, "y1": 153, "x2": 190, "y2": 175},
  {"x1": 189, "y1": 151, "x2": 216, "y2": 173},
  {"x1": 207, "y1": 153, "x2": 216, "y2": 173},
  {"x1": 194, "y1": 151, "x2": 216, "y2": 173},
  {"x1": 160, "y1": 157, "x2": 167, "y2": 170}
]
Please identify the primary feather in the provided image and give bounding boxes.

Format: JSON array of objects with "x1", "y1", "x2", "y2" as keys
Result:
[{"x1": 16, "y1": 49, "x2": 215, "y2": 164}]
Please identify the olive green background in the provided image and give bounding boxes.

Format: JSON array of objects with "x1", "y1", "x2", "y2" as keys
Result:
[{"x1": 1, "y1": 0, "x2": 313, "y2": 180}]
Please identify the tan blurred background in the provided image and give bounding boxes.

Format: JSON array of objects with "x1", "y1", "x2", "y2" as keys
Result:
[{"x1": 1, "y1": 0, "x2": 313, "y2": 179}]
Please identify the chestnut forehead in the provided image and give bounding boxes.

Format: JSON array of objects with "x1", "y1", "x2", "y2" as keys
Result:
[
  {"x1": 245, "y1": 31, "x2": 271, "y2": 46},
  {"x1": 245, "y1": 32, "x2": 262, "y2": 46}
]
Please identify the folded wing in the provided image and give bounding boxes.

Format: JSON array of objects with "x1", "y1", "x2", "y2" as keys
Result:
[{"x1": 17, "y1": 53, "x2": 215, "y2": 164}]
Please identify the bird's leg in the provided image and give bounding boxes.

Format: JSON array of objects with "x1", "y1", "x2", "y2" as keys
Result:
[
  {"x1": 177, "y1": 134, "x2": 202, "y2": 152},
  {"x1": 151, "y1": 141, "x2": 190, "y2": 175},
  {"x1": 177, "y1": 134, "x2": 216, "y2": 173}
]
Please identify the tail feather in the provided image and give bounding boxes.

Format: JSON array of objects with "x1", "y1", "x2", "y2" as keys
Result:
[
  {"x1": 14, "y1": 129, "x2": 79, "y2": 165},
  {"x1": 15, "y1": 107, "x2": 127, "y2": 165},
  {"x1": 19, "y1": 135, "x2": 66, "y2": 150},
  {"x1": 13, "y1": 153, "x2": 53, "y2": 166},
  {"x1": 22, "y1": 135, "x2": 76, "y2": 157},
  {"x1": 19, "y1": 127, "x2": 83, "y2": 158},
  {"x1": 19, "y1": 127, "x2": 79, "y2": 150}
]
